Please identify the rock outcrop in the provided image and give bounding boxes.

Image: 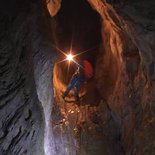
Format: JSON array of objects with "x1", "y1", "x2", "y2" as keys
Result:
[
  {"x1": 91, "y1": 0, "x2": 155, "y2": 154},
  {"x1": 0, "y1": 0, "x2": 155, "y2": 154},
  {"x1": 51, "y1": 0, "x2": 155, "y2": 154},
  {"x1": 0, "y1": 0, "x2": 56, "y2": 154}
]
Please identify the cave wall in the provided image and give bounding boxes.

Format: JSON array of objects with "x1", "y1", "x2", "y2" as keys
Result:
[
  {"x1": 0, "y1": 0, "x2": 56, "y2": 154},
  {"x1": 89, "y1": 0, "x2": 155, "y2": 154},
  {"x1": 47, "y1": 0, "x2": 155, "y2": 154},
  {"x1": 1, "y1": 0, "x2": 154, "y2": 154}
]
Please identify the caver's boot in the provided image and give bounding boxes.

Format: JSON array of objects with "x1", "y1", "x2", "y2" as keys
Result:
[{"x1": 75, "y1": 94, "x2": 80, "y2": 102}]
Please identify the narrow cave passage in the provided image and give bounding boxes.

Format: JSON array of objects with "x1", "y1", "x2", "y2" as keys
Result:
[
  {"x1": 55, "y1": 0, "x2": 101, "y2": 53},
  {"x1": 1, "y1": 0, "x2": 154, "y2": 155},
  {"x1": 53, "y1": 0, "x2": 102, "y2": 91},
  {"x1": 50, "y1": 0, "x2": 116, "y2": 155},
  {"x1": 46, "y1": 1, "x2": 153, "y2": 154},
  {"x1": 52, "y1": 0, "x2": 103, "y2": 104}
]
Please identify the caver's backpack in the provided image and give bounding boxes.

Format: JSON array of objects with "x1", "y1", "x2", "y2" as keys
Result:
[{"x1": 83, "y1": 60, "x2": 93, "y2": 79}]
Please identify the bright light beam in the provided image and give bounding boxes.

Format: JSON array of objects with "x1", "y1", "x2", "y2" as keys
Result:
[
  {"x1": 55, "y1": 59, "x2": 67, "y2": 64},
  {"x1": 66, "y1": 53, "x2": 74, "y2": 61},
  {"x1": 52, "y1": 44, "x2": 67, "y2": 56},
  {"x1": 53, "y1": 43, "x2": 97, "y2": 72},
  {"x1": 74, "y1": 46, "x2": 98, "y2": 57}
]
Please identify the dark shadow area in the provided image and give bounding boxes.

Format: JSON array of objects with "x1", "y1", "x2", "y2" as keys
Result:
[{"x1": 55, "y1": 0, "x2": 101, "y2": 67}]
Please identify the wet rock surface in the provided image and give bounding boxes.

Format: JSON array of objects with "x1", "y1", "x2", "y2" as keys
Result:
[
  {"x1": 53, "y1": 0, "x2": 155, "y2": 155},
  {"x1": 0, "y1": 0, "x2": 155, "y2": 155},
  {"x1": 90, "y1": 0, "x2": 155, "y2": 154},
  {"x1": 0, "y1": 0, "x2": 56, "y2": 154}
]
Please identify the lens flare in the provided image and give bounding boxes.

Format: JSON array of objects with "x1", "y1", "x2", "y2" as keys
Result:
[
  {"x1": 52, "y1": 43, "x2": 97, "y2": 72},
  {"x1": 67, "y1": 53, "x2": 73, "y2": 61}
]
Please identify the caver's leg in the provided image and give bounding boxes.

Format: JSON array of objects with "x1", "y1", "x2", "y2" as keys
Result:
[
  {"x1": 73, "y1": 86, "x2": 80, "y2": 101},
  {"x1": 62, "y1": 84, "x2": 73, "y2": 99}
]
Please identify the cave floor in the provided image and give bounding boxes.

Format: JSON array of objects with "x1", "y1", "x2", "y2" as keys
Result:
[{"x1": 52, "y1": 81, "x2": 122, "y2": 155}]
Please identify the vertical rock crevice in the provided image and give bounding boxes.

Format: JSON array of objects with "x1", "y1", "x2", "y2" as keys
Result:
[
  {"x1": 90, "y1": 0, "x2": 155, "y2": 154},
  {"x1": 0, "y1": 0, "x2": 155, "y2": 154},
  {"x1": 49, "y1": 0, "x2": 155, "y2": 154},
  {"x1": 0, "y1": 0, "x2": 56, "y2": 154}
]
